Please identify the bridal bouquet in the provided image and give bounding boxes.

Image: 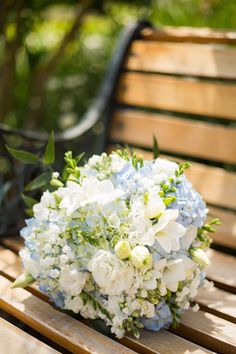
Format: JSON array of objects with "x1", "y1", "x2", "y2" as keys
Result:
[{"x1": 11, "y1": 140, "x2": 219, "y2": 338}]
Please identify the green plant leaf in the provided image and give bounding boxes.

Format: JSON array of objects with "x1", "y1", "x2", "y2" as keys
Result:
[
  {"x1": 75, "y1": 152, "x2": 85, "y2": 164},
  {"x1": 6, "y1": 145, "x2": 39, "y2": 164},
  {"x1": 21, "y1": 194, "x2": 38, "y2": 208},
  {"x1": 43, "y1": 131, "x2": 55, "y2": 165},
  {"x1": 153, "y1": 136, "x2": 159, "y2": 159},
  {"x1": 25, "y1": 172, "x2": 52, "y2": 191}
]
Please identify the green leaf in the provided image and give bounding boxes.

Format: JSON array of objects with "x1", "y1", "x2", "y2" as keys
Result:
[
  {"x1": 6, "y1": 145, "x2": 39, "y2": 164},
  {"x1": 75, "y1": 152, "x2": 85, "y2": 164},
  {"x1": 21, "y1": 194, "x2": 38, "y2": 208},
  {"x1": 43, "y1": 131, "x2": 55, "y2": 165},
  {"x1": 25, "y1": 172, "x2": 52, "y2": 191},
  {"x1": 153, "y1": 136, "x2": 159, "y2": 159}
]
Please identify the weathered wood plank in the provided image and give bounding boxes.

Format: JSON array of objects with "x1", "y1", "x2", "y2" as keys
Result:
[
  {"x1": 207, "y1": 207, "x2": 236, "y2": 250},
  {"x1": 0, "y1": 276, "x2": 135, "y2": 354},
  {"x1": 126, "y1": 41, "x2": 236, "y2": 79},
  {"x1": 121, "y1": 330, "x2": 213, "y2": 354},
  {"x1": 141, "y1": 27, "x2": 236, "y2": 44},
  {"x1": 173, "y1": 309, "x2": 236, "y2": 354},
  {"x1": 0, "y1": 317, "x2": 59, "y2": 354},
  {"x1": 110, "y1": 110, "x2": 236, "y2": 164},
  {"x1": 207, "y1": 249, "x2": 236, "y2": 293},
  {"x1": 196, "y1": 287, "x2": 236, "y2": 324},
  {"x1": 117, "y1": 73, "x2": 236, "y2": 120}
]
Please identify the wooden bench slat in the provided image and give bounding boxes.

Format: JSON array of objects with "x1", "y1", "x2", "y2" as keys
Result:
[
  {"x1": 207, "y1": 249, "x2": 236, "y2": 293},
  {"x1": 174, "y1": 309, "x2": 236, "y2": 354},
  {"x1": 111, "y1": 110, "x2": 236, "y2": 164},
  {"x1": 117, "y1": 73, "x2": 236, "y2": 120},
  {"x1": 126, "y1": 41, "x2": 236, "y2": 79},
  {"x1": 207, "y1": 207, "x2": 236, "y2": 250},
  {"x1": 0, "y1": 317, "x2": 59, "y2": 354},
  {"x1": 196, "y1": 287, "x2": 236, "y2": 324},
  {"x1": 141, "y1": 27, "x2": 236, "y2": 44},
  {"x1": 0, "y1": 276, "x2": 136, "y2": 354},
  {"x1": 121, "y1": 330, "x2": 214, "y2": 354}
]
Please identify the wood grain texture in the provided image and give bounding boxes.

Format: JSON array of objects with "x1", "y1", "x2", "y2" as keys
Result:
[
  {"x1": 196, "y1": 287, "x2": 236, "y2": 323},
  {"x1": 207, "y1": 249, "x2": 236, "y2": 293},
  {"x1": 116, "y1": 73, "x2": 236, "y2": 120},
  {"x1": 126, "y1": 41, "x2": 236, "y2": 79},
  {"x1": 0, "y1": 276, "x2": 135, "y2": 354},
  {"x1": 110, "y1": 110, "x2": 236, "y2": 163},
  {"x1": 0, "y1": 317, "x2": 59, "y2": 354},
  {"x1": 207, "y1": 207, "x2": 236, "y2": 250},
  {"x1": 174, "y1": 309, "x2": 236, "y2": 354},
  {"x1": 121, "y1": 330, "x2": 213, "y2": 354},
  {"x1": 140, "y1": 27, "x2": 236, "y2": 44}
]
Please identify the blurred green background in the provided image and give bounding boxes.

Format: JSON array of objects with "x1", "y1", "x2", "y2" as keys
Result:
[{"x1": 1, "y1": 0, "x2": 236, "y2": 133}]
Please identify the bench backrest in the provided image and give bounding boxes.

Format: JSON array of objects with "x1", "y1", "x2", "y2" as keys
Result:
[{"x1": 107, "y1": 26, "x2": 236, "y2": 251}]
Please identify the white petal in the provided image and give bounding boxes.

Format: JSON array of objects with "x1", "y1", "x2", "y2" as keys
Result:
[
  {"x1": 181, "y1": 226, "x2": 197, "y2": 250},
  {"x1": 156, "y1": 232, "x2": 172, "y2": 253},
  {"x1": 166, "y1": 281, "x2": 179, "y2": 292}
]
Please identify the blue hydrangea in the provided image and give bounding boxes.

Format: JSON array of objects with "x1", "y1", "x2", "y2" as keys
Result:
[
  {"x1": 141, "y1": 301, "x2": 173, "y2": 331},
  {"x1": 168, "y1": 176, "x2": 208, "y2": 228}
]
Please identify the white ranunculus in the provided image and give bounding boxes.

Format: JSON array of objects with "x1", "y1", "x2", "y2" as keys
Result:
[
  {"x1": 88, "y1": 250, "x2": 134, "y2": 295},
  {"x1": 152, "y1": 210, "x2": 186, "y2": 253},
  {"x1": 130, "y1": 245, "x2": 153, "y2": 269},
  {"x1": 19, "y1": 249, "x2": 40, "y2": 278},
  {"x1": 59, "y1": 264, "x2": 89, "y2": 296}
]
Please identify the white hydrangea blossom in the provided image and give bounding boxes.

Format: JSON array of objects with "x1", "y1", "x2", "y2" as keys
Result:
[{"x1": 18, "y1": 150, "x2": 211, "y2": 339}]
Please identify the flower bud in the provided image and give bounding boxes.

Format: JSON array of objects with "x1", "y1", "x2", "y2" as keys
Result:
[
  {"x1": 190, "y1": 248, "x2": 210, "y2": 267},
  {"x1": 131, "y1": 245, "x2": 153, "y2": 269},
  {"x1": 10, "y1": 273, "x2": 35, "y2": 289},
  {"x1": 114, "y1": 240, "x2": 131, "y2": 259}
]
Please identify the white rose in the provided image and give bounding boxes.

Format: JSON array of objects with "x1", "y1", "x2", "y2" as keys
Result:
[
  {"x1": 88, "y1": 250, "x2": 134, "y2": 295},
  {"x1": 59, "y1": 264, "x2": 89, "y2": 296}
]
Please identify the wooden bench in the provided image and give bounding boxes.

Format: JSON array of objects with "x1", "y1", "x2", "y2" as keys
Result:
[{"x1": 1, "y1": 22, "x2": 236, "y2": 353}]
